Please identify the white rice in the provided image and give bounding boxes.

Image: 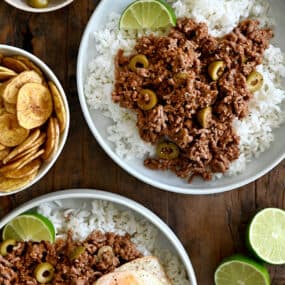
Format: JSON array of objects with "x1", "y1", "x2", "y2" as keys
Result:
[
  {"x1": 85, "y1": 0, "x2": 285, "y2": 176},
  {"x1": 38, "y1": 201, "x2": 189, "y2": 285}
]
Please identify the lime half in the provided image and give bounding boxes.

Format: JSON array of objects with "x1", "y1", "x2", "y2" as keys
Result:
[
  {"x1": 215, "y1": 255, "x2": 270, "y2": 285},
  {"x1": 247, "y1": 208, "x2": 285, "y2": 265},
  {"x1": 2, "y1": 213, "x2": 55, "y2": 243},
  {"x1": 119, "y1": 0, "x2": 176, "y2": 30}
]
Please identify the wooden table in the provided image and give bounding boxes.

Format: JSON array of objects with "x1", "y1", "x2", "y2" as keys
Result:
[{"x1": 0, "y1": 1, "x2": 285, "y2": 284}]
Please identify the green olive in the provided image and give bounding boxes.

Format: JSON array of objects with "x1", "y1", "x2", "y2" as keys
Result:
[
  {"x1": 208, "y1": 61, "x2": 225, "y2": 81},
  {"x1": 27, "y1": 0, "x2": 49, "y2": 8},
  {"x1": 128, "y1": 54, "x2": 149, "y2": 72},
  {"x1": 137, "y1": 89, "x2": 158, "y2": 111},
  {"x1": 197, "y1": 107, "x2": 212, "y2": 128},
  {"x1": 69, "y1": 246, "x2": 85, "y2": 260},
  {"x1": 156, "y1": 142, "x2": 179, "y2": 160},
  {"x1": 241, "y1": 55, "x2": 247, "y2": 64},
  {"x1": 34, "y1": 262, "x2": 55, "y2": 284},
  {"x1": 246, "y1": 70, "x2": 263, "y2": 92},
  {"x1": 97, "y1": 246, "x2": 114, "y2": 260},
  {"x1": 174, "y1": 72, "x2": 188, "y2": 81},
  {"x1": 0, "y1": 239, "x2": 16, "y2": 256}
]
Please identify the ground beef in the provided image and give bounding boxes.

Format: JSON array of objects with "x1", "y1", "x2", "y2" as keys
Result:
[
  {"x1": 0, "y1": 231, "x2": 141, "y2": 285},
  {"x1": 112, "y1": 18, "x2": 273, "y2": 181}
]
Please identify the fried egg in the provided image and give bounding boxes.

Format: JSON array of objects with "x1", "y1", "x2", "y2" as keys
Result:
[{"x1": 95, "y1": 256, "x2": 172, "y2": 285}]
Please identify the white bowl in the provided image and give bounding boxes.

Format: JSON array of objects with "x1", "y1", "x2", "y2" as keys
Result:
[
  {"x1": 0, "y1": 188, "x2": 197, "y2": 285},
  {"x1": 77, "y1": 0, "x2": 285, "y2": 195},
  {"x1": 0, "y1": 45, "x2": 70, "y2": 196},
  {"x1": 4, "y1": 0, "x2": 74, "y2": 13}
]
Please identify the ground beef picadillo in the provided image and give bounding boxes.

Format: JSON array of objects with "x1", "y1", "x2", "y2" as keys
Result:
[
  {"x1": 0, "y1": 230, "x2": 141, "y2": 284},
  {"x1": 112, "y1": 18, "x2": 273, "y2": 182}
]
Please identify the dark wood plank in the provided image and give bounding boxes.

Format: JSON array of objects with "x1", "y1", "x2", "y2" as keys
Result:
[{"x1": 0, "y1": 1, "x2": 285, "y2": 285}]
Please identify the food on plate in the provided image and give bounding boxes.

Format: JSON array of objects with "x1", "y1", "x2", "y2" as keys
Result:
[
  {"x1": 113, "y1": 18, "x2": 273, "y2": 181},
  {"x1": 27, "y1": 0, "x2": 49, "y2": 9},
  {"x1": 119, "y1": 0, "x2": 176, "y2": 30},
  {"x1": 0, "y1": 55, "x2": 67, "y2": 193},
  {"x1": 214, "y1": 254, "x2": 270, "y2": 285},
  {"x1": 0, "y1": 200, "x2": 188, "y2": 284},
  {"x1": 85, "y1": 0, "x2": 285, "y2": 183}
]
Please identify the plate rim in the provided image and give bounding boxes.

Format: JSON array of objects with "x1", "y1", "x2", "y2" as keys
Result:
[
  {"x1": 0, "y1": 188, "x2": 197, "y2": 285},
  {"x1": 76, "y1": 0, "x2": 285, "y2": 195}
]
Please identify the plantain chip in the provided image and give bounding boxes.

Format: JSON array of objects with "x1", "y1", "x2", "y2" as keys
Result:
[
  {"x1": 2, "y1": 57, "x2": 29, "y2": 73},
  {"x1": 10, "y1": 133, "x2": 46, "y2": 163},
  {"x1": 0, "y1": 148, "x2": 44, "y2": 173},
  {"x1": 42, "y1": 117, "x2": 59, "y2": 161},
  {"x1": 17, "y1": 82, "x2": 53, "y2": 129},
  {"x1": 0, "y1": 149, "x2": 10, "y2": 161},
  {"x1": 48, "y1": 81, "x2": 66, "y2": 133},
  {"x1": 0, "y1": 66, "x2": 17, "y2": 81},
  {"x1": 2, "y1": 158, "x2": 41, "y2": 179},
  {"x1": 4, "y1": 101, "x2": 16, "y2": 115},
  {"x1": 13, "y1": 56, "x2": 43, "y2": 77},
  {"x1": 0, "y1": 114, "x2": 29, "y2": 147},
  {"x1": 0, "y1": 171, "x2": 37, "y2": 192},
  {"x1": 0, "y1": 143, "x2": 6, "y2": 151},
  {"x1": 2, "y1": 129, "x2": 41, "y2": 164},
  {"x1": 2, "y1": 70, "x2": 42, "y2": 104}
]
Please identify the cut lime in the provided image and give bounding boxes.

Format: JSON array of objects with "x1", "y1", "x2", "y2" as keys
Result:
[
  {"x1": 2, "y1": 213, "x2": 55, "y2": 243},
  {"x1": 215, "y1": 254, "x2": 270, "y2": 285},
  {"x1": 119, "y1": 0, "x2": 176, "y2": 30},
  {"x1": 247, "y1": 208, "x2": 285, "y2": 265}
]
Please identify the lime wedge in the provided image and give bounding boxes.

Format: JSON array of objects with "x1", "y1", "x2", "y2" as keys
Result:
[
  {"x1": 119, "y1": 0, "x2": 176, "y2": 30},
  {"x1": 247, "y1": 208, "x2": 285, "y2": 265},
  {"x1": 2, "y1": 213, "x2": 55, "y2": 243},
  {"x1": 215, "y1": 255, "x2": 270, "y2": 285}
]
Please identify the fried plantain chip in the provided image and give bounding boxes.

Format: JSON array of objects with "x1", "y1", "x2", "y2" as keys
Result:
[
  {"x1": 0, "y1": 143, "x2": 6, "y2": 151},
  {"x1": 0, "y1": 149, "x2": 10, "y2": 161},
  {"x1": 0, "y1": 66, "x2": 17, "y2": 81},
  {"x1": 0, "y1": 148, "x2": 44, "y2": 173},
  {"x1": 10, "y1": 133, "x2": 46, "y2": 163},
  {"x1": 48, "y1": 81, "x2": 66, "y2": 133},
  {"x1": 2, "y1": 70, "x2": 43, "y2": 104},
  {"x1": 2, "y1": 57, "x2": 29, "y2": 73},
  {"x1": 13, "y1": 56, "x2": 43, "y2": 77},
  {"x1": 42, "y1": 117, "x2": 59, "y2": 160},
  {"x1": 2, "y1": 129, "x2": 41, "y2": 164},
  {"x1": 0, "y1": 171, "x2": 37, "y2": 192},
  {"x1": 17, "y1": 82, "x2": 53, "y2": 129},
  {"x1": 2, "y1": 158, "x2": 41, "y2": 179},
  {"x1": 0, "y1": 114, "x2": 29, "y2": 147},
  {"x1": 4, "y1": 101, "x2": 16, "y2": 115}
]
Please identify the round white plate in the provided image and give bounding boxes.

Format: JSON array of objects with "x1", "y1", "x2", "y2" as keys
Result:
[
  {"x1": 77, "y1": 0, "x2": 285, "y2": 194},
  {"x1": 0, "y1": 189, "x2": 197, "y2": 285}
]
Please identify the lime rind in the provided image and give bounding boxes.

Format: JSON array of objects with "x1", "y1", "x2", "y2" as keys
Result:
[
  {"x1": 2, "y1": 213, "x2": 55, "y2": 243},
  {"x1": 247, "y1": 208, "x2": 285, "y2": 265},
  {"x1": 119, "y1": 0, "x2": 176, "y2": 30},
  {"x1": 215, "y1": 254, "x2": 270, "y2": 285}
]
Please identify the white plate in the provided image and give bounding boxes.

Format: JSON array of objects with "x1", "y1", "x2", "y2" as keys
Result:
[
  {"x1": 4, "y1": 0, "x2": 74, "y2": 13},
  {"x1": 77, "y1": 0, "x2": 285, "y2": 195},
  {"x1": 0, "y1": 189, "x2": 197, "y2": 285}
]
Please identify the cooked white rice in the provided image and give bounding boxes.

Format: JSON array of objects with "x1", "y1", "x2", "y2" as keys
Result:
[
  {"x1": 85, "y1": 0, "x2": 285, "y2": 177},
  {"x1": 38, "y1": 201, "x2": 189, "y2": 285}
]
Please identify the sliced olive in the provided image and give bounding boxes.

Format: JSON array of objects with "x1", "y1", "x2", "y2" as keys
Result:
[
  {"x1": 69, "y1": 246, "x2": 85, "y2": 260},
  {"x1": 27, "y1": 0, "x2": 49, "y2": 8},
  {"x1": 197, "y1": 106, "x2": 212, "y2": 128},
  {"x1": 246, "y1": 70, "x2": 263, "y2": 92},
  {"x1": 174, "y1": 72, "x2": 188, "y2": 81},
  {"x1": 208, "y1": 61, "x2": 225, "y2": 81},
  {"x1": 0, "y1": 239, "x2": 16, "y2": 256},
  {"x1": 137, "y1": 89, "x2": 158, "y2": 111},
  {"x1": 128, "y1": 54, "x2": 149, "y2": 72},
  {"x1": 156, "y1": 142, "x2": 179, "y2": 160},
  {"x1": 97, "y1": 246, "x2": 114, "y2": 260},
  {"x1": 34, "y1": 262, "x2": 55, "y2": 284}
]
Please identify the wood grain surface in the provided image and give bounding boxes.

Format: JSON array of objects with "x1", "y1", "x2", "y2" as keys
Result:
[{"x1": 0, "y1": 1, "x2": 285, "y2": 284}]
